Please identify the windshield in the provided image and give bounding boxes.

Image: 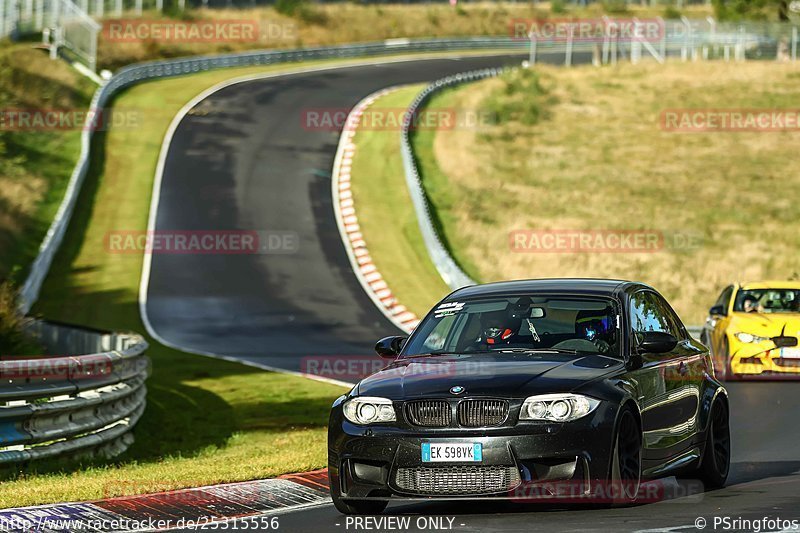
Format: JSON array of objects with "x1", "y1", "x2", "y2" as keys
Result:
[
  {"x1": 733, "y1": 289, "x2": 800, "y2": 314},
  {"x1": 403, "y1": 295, "x2": 620, "y2": 358}
]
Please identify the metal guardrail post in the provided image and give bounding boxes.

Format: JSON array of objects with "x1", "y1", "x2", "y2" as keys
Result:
[
  {"x1": 528, "y1": 32, "x2": 537, "y2": 66},
  {"x1": 793, "y1": 27, "x2": 798, "y2": 61}
]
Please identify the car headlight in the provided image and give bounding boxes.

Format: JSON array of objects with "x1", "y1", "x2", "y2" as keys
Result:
[
  {"x1": 734, "y1": 332, "x2": 770, "y2": 344},
  {"x1": 520, "y1": 394, "x2": 600, "y2": 422},
  {"x1": 343, "y1": 397, "x2": 396, "y2": 425}
]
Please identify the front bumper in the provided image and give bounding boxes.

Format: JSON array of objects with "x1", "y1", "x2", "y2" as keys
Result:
[
  {"x1": 729, "y1": 342, "x2": 800, "y2": 378},
  {"x1": 328, "y1": 402, "x2": 617, "y2": 501}
]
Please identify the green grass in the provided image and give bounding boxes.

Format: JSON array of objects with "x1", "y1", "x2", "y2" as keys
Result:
[
  {"x1": 0, "y1": 44, "x2": 96, "y2": 284},
  {"x1": 348, "y1": 86, "x2": 452, "y2": 319}
]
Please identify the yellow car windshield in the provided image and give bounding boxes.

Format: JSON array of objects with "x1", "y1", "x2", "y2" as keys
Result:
[{"x1": 734, "y1": 289, "x2": 800, "y2": 314}]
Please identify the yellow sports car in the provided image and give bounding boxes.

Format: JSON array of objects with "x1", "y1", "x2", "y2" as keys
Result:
[{"x1": 702, "y1": 281, "x2": 800, "y2": 380}]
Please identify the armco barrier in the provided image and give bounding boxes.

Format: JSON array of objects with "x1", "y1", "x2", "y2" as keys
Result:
[
  {"x1": 0, "y1": 321, "x2": 149, "y2": 464},
  {"x1": 398, "y1": 69, "x2": 506, "y2": 291}
]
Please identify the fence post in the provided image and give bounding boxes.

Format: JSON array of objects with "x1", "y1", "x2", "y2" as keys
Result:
[
  {"x1": 178, "y1": 0, "x2": 184, "y2": 9},
  {"x1": 528, "y1": 32, "x2": 537, "y2": 66},
  {"x1": 793, "y1": 27, "x2": 798, "y2": 61},
  {"x1": 0, "y1": 0, "x2": 6, "y2": 40},
  {"x1": 34, "y1": 0, "x2": 42, "y2": 29},
  {"x1": 681, "y1": 16, "x2": 691, "y2": 61},
  {"x1": 135, "y1": 0, "x2": 141, "y2": 16},
  {"x1": 88, "y1": 23, "x2": 97, "y2": 72},
  {"x1": 156, "y1": 0, "x2": 161, "y2": 11},
  {"x1": 736, "y1": 26, "x2": 745, "y2": 61},
  {"x1": 115, "y1": 0, "x2": 121, "y2": 17},
  {"x1": 565, "y1": 26, "x2": 573, "y2": 66},
  {"x1": 50, "y1": 0, "x2": 60, "y2": 30}
]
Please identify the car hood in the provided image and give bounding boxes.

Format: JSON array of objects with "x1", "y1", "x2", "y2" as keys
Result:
[
  {"x1": 354, "y1": 353, "x2": 623, "y2": 399},
  {"x1": 730, "y1": 312, "x2": 800, "y2": 338}
]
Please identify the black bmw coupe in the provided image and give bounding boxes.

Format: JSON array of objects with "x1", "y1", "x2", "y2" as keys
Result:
[{"x1": 328, "y1": 279, "x2": 730, "y2": 514}]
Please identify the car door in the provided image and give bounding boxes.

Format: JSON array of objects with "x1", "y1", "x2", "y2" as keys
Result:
[
  {"x1": 628, "y1": 290, "x2": 698, "y2": 464},
  {"x1": 650, "y1": 292, "x2": 705, "y2": 454}
]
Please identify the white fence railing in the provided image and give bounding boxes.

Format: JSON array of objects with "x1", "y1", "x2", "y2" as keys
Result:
[{"x1": 2, "y1": 0, "x2": 100, "y2": 70}]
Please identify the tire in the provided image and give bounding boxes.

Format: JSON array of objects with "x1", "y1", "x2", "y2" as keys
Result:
[
  {"x1": 330, "y1": 481, "x2": 388, "y2": 515},
  {"x1": 696, "y1": 400, "x2": 731, "y2": 490},
  {"x1": 608, "y1": 407, "x2": 642, "y2": 505}
]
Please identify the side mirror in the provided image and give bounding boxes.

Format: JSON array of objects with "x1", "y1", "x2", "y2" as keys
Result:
[
  {"x1": 375, "y1": 336, "x2": 407, "y2": 359},
  {"x1": 636, "y1": 331, "x2": 678, "y2": 355},
  {"x1": 709, "y1": 304, "x2": 726, "y2": 317}
]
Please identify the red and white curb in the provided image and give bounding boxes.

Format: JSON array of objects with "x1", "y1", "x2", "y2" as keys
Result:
[{"x1": 332, "y1": 88, "x2": 421, "y2": 334}]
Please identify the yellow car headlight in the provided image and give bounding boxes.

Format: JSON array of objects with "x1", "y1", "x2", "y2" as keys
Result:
[{"x1": 734, "y1": 332, "x2": 770, "y2": 344}]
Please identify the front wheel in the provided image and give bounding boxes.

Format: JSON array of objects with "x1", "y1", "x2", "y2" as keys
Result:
[{"x1": 608, "y1": 407, "x2": 642, "y2": 505}]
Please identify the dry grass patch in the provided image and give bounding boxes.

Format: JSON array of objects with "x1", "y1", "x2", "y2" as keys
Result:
[{"x1": 416, "y1": 61, "x2": 800, "y2": 324}]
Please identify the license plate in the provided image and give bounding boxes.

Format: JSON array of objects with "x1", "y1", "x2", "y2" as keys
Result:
[
  {"x1": 780, "y1": 347, "x2": 800, "y2": 359},
  {"x1": 421, "y1": 442, "x2": 482, "y2": 463}
]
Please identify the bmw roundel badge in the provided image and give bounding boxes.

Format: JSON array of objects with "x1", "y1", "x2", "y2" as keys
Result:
[{"x1": 450, "y1": 385, "x2": 465, "y2": 395}]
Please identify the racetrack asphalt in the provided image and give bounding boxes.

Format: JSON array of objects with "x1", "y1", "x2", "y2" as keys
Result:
[
  {"x1": 145, "y1": 52, "x2": 800, "y2": 531},
  {"x1": 144, "y1": 52, "x2": 546, "y2": 379}
]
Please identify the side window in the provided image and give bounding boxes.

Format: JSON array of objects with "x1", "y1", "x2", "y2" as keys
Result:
[
  {"x1": 714, "y1": 286, "x2": 732, "y2": 308},
  {"x1": 629, "y1": 291, "x2": 679, "y2": 337},
  {"x1": 422, "y1": 314, "x2": 457, "y2": 351},
  {"x1": 651, "y1": 293, "x2": 686, "y2": 340},
  {"x1": 719, "y1": 286, "x2": 734, "y2": 313}
]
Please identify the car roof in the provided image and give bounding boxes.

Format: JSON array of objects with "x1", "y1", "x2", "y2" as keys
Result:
[
  {"x1": 446, "y1": 278, "x2": 641, "y2": 300},
  {"x1": 739, "y1": 281, "x2": 800, "y2": 290}
]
